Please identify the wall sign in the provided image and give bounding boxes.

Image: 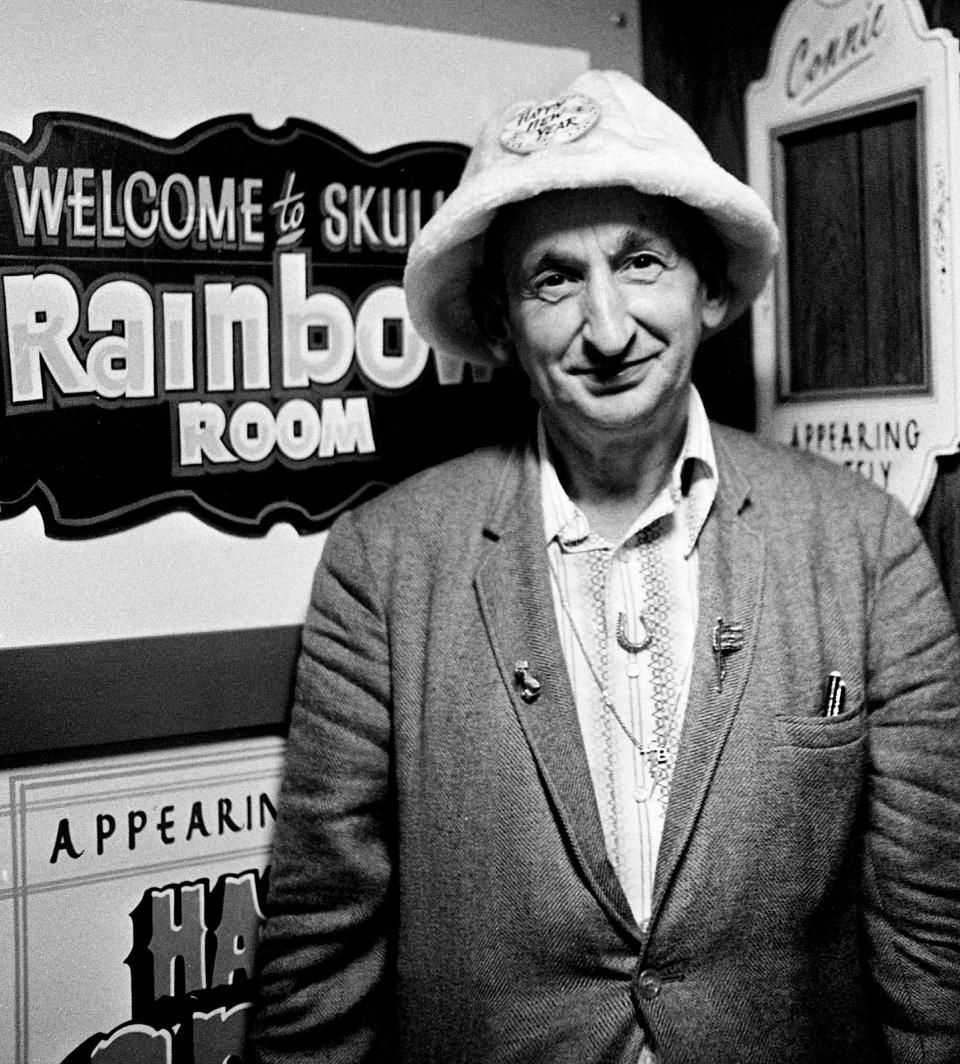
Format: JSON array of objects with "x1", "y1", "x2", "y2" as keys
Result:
[
  {"x1": 0, "y1": 738, "x2": 282, "y2": 1064},
  {"x1": 746, "y1": 0, "x2": 960, "y2": 513},
  {"x1": 0, "y1": 113, "x2": 496, "y2": 536}
]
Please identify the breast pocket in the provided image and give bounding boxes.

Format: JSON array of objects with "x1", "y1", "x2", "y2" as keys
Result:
[
  {"x1": 753, "y1": 701, "x2": 867, "y2": 922},
  {"x1": 775, "y1": 699, "x2": 866, "y2": 749}
]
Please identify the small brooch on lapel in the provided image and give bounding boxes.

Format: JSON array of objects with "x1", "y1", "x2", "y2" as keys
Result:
[
  {"x1": 513, "y1": 660, "x2": 542, "y2": 704},
  {"x1": 711, "y1": 617, "x2": 744, "y2": 694}
]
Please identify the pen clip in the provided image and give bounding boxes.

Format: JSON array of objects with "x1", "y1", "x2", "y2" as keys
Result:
[{"x1": 823, "y1": 671, "x2": 846, "y2": 717}]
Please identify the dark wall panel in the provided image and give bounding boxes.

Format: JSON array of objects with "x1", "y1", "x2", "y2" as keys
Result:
[
  {"x1": 783, "y1": 121, "x2": 869, "y2": 393},
  {"x1": 860, "y1": 107, "x2": 924, "y2": 387},
  {"x1": 780, "y1": 103, "x2": 922, "y2": 395},
  {"x1": 0, "y1": 626, "x2": 301, "y2": 765},
  {"x1": 641, "y1": 1, "x2": 786, "y2": 431}
]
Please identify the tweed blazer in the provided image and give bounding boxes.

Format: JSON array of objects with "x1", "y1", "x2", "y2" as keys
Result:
[{"x1": 253, "y1": 423, "x2": 960, "y2": 1064}]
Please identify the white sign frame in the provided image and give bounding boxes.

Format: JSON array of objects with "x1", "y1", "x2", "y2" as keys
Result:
[{"x1": 746, "y1": 0, "x2": 960, "y2": 513}]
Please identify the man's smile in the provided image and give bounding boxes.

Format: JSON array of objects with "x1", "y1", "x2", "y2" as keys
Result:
[{"x1": 571, "y1": 351, "x2": 660, "y2": 384}]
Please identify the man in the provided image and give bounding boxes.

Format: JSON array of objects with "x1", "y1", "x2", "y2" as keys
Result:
[{"x1": 252, "y1": 71, "x2": 960, "y2": 1063}]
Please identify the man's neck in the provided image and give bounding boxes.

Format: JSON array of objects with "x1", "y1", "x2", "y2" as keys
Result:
[{"x1": 543, "y1": 415, "x2": 686, "y2": 544}]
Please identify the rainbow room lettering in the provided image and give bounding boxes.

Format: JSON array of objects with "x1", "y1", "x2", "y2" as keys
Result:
[
  {"x1": 0, "y1": 250, "x2": 442, "y2": 469},
  {"x1": 786, "y1": 1, "x2": 886, "y2": 101},
  {"x1": 0, "y1": 114, "x2": 473, "y2": 535},
  {"x1": 49, "y1": 790, "x2": 277, "y2": 863},
  {"x1": 3, "y1": 164, "x2": 457, "y2": 460},
  {"x1": 790, "y1": 417, "x2": 920, "y2": 488}
]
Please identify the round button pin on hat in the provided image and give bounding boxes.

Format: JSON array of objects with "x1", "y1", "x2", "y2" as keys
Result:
[{"x1": 499, "y1": 93, "x2": 600, "y2": 155}]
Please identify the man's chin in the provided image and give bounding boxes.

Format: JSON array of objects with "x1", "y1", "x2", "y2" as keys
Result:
[{"x1": 578, "y1": 392, "x2": 688, "y2": 444}]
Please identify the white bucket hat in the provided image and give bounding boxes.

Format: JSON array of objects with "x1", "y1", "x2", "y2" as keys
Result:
[{"x1": 403, "y1": 69, "x2": 779, "y2": 366}]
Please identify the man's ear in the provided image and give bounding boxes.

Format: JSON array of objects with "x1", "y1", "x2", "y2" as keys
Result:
[
  {"x1": 481, "y1": 298, "x2": 515, "y2": 363},
  {"x1": 700, "y1": 285, "x2": 728, "y2": 332}
]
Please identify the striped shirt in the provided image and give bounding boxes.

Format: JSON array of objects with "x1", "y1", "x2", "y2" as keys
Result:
[{"x1": 539, "y1": 386, "x2": 717, "y2": 932}]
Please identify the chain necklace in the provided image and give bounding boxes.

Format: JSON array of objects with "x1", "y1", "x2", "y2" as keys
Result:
[{"x1": 547, "y1": 550, "x2": 671, "y2": 768}]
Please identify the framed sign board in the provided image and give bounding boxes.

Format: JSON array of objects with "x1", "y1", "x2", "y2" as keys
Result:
[
  {"x1": 0, "y1": 737, "x2": 283, "y2": 1064},
  {"x1": 746, "y1": 0, "x2": 960, "y2": 513},
  {"x1": 0, "y1": 0, "x2": 588, "y2": 760}
]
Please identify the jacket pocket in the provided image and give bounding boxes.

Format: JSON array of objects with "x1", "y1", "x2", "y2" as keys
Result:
[
  {"x1": 774, "y1": 699, "x2": 866, "y2": 749},
  {"x1": 751, "y1": 702, "x2": 867, "y2": 924}
]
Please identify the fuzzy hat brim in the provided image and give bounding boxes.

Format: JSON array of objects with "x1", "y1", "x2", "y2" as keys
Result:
[{"x1": 403, "y1": 70, "x2": 779, "y2": 367}]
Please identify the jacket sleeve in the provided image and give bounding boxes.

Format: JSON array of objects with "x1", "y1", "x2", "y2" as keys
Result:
[
  {"x1": 251, "y1": 510, "x2": 394, "y2": 1063},
  {"x1": 862, "y1": 494, "x2": 960, "y2": 1062}
]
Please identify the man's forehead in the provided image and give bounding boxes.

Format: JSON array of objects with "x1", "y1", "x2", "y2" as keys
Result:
[{"x1": 493, "y1": 187, "x2": 686, "y2": 263}]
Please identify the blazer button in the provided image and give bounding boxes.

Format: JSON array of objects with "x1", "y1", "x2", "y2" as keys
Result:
[{"x1": 636, "y1": 968, "x2": 662, "y2": 1000}]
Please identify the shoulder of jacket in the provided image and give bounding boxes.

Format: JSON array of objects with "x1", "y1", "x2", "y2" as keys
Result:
[
  {"x1": 711, "y1": 420, "x2": 894, "y2": 517},
  {"x1": 336, "y1": 440, "x2": 521, "y2": 539}
]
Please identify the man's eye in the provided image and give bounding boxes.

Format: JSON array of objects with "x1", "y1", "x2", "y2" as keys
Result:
[
  {"x1": 623, "y1": 254, "x2": 665, "y2": 281},
  {"x1": 531, "y1": 272, "x2": 578, "y2": 301}
]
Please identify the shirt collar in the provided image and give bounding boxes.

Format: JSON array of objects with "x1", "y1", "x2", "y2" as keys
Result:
[{"x1": 539, "y1": 385, "x2": 717, "y2": 557}]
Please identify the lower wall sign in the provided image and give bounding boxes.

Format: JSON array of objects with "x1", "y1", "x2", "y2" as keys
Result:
[{"x1": 0, "y1": 737, "x2": 284, "y2": 1064}]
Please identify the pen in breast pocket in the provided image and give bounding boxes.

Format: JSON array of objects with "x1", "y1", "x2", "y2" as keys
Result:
[{"x1": 823, "y1": 671, "x2": 846, "y2": 717}]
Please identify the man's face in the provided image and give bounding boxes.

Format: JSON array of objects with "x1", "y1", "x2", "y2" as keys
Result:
[{"x1": 494, "y1": 187, "x2": 727, "y2": 454}]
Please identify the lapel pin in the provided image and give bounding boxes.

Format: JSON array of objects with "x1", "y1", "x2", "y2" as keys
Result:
[
  {"x1": 711, "y1": 617, "x2": 744, "y2": 694},
  {"x1": 513, "y1": 660, "x2": 542, "y2": 703}
]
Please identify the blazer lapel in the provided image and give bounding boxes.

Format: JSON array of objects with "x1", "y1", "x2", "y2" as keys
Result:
[
  {"x1": 473, "y1": 443, "x2": 640, "y2": 940},
  {"x1": 650, "y1": 438, "x2": 765, "y2": 926}
]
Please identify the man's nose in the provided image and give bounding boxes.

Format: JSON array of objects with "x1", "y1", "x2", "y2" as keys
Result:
[{"x1": 582, "y1": 273, "x2": 634, "y2": 358}]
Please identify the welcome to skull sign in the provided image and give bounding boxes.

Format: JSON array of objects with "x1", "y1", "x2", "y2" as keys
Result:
[{"x1": 0, "y1": 111, "x2": 488, "y2": 536}]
